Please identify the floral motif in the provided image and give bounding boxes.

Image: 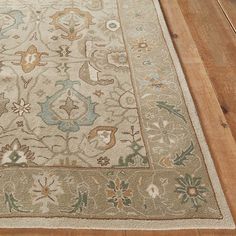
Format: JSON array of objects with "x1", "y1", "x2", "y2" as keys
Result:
[
  {"x1": 175, "y1": 174, "x2": 208, "y2": 211},
  {"x1": 12, "y1": 45, "x2": 48, "y2": 73},
  {"x1": 106, "y1": 177, "x2": 133, "y2": 210},
  {"x1": 12, "y1": 98, "x2": 31, "y2": 116},
  {"x1": 97, "y1": 156, "x2": 110, "y2": 166},
  {"x1": 131, "y1": 38, "x2": 156, "y2": 53},
  {"x1": 146, "y1": 184, "x2": 159, "y2": 199},
  {"x1": 50, "y1": 7, "x2": 94, "y2": 41},
  {"x1": 106, "y1": 19, "x2": 120, "y2": 32},
  {"x1": 29, "y1": 173, "x2": 64, "y2": 213},
  {"x1": 146, "y1": 119, "x2": 183, "y2": 145},
  {"x1": 0, "y1": 138, "x2": 34, "y2": 167},
  {"x1": 97, "y1": 15, "x2": 121, "y2": 40},
  {"x1": 59, "y1": 97, "x2": 79, "y2": 117}
]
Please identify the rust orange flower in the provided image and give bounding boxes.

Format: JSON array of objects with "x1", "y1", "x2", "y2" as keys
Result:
[{"x1": 106, "y1": 177, "x2": 133, "y2": 210}]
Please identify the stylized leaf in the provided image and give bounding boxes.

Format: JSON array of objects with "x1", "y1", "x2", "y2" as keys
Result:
[
  {"x1": 157, "y1": 101, "x2": 187, "y2": 123},
  {"x1": 122, "y1": 197, "x2": 131, "y2": 206},
  {"x1": 173, "y1": 142, "x2": 194, "y2": 166},
  {"x1": 5, "y1": 192, "x2": 29, "y2": 213},
  {"x1": 107, "y1": 180, "x2": 116, "y2": 189},
  {"x1": 67, "y1": 192, "x2": 88, "y2": 213}
]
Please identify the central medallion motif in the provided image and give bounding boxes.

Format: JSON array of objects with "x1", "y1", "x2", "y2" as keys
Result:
[
  {"x1": 50, "y1": 8, "x2": 94, "y2": 41},
  {"x1": 38, "y1": 80, "x2": 99, "y2": 132}
]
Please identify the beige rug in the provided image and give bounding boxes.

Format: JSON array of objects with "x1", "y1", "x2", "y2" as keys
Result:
[{"x1": 0, "y1": 0, "x2": 234, "y2": 230}]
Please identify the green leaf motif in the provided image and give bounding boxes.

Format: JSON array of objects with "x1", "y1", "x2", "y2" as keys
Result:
[
  {"x1": 115, "y1": 141, "x2": 148, "y2": 167},
  {"x1": 122, "y1": 197, "x2": 131, "y2": 206},
  {"x1": 121, "y1": 181, "x2": 129, "y2": 190},
  {"x1": 66, "y1": 191, "x2": 88, "y2": 213},
  {"x1": 107, "y1": 180, "x2": 116, "y2": 189},
  {"x1": 5, "y1": 192, "x2": 29, "y2": 213},
  {"x1": 115, "y1": 126, "x2": 149, "y2": 167},
  {"x1": 157, "y1": 101, "x2": 187, "y2": 123},
  {"x1": 173, "y1": 142, "x2": 194, "y2": 166},
  {"x1": 117, "y1": 153, "x2": 135, "y2": 167}
]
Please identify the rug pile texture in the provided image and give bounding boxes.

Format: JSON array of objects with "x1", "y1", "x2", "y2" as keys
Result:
[{"x1": 0, "y1": 0, "x2": 234, "y2": 230}]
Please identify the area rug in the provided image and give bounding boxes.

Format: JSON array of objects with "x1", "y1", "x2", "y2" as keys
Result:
[{"x1": 0, "y1": 0, "x2": 234, "y2": 230}]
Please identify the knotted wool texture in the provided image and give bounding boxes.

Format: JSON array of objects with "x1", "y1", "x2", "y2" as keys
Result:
[{"x1": 0, "y1": 0, "x2": 234, "y2": 230}]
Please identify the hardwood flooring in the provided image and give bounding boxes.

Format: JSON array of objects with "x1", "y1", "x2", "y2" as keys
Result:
[
  {"x1": 178, "y1": 0, "x2": 236, "y2": 140},
  {"x1": 0, "y1": 0, "x2": 235, "y2": 235},
  {"x1": 218, "y1": 0, "x2": 236, "y2": 33}
]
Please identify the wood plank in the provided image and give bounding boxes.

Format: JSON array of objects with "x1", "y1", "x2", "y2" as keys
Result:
[
  {"x1": 126, "y1": 230, "x2": 196, "y2": 236},
  {"x1": 218, "y1": 0, "x2": 236, "y2": 33},
  {"x1": 0, "y1": 229, "x2": 235, "y2": 236},
  {"x1": 197, "y1": 230, "x2": 236, "y2": 236},
  {"x1": 178, "y1": 0, "x2": 236, "y2": 140},
  {"x1": 0, "y1": 0, "x2": 236, "y2": 235},
  {"x1": 0, "y1": 229, "x2": 126, "y2": 236},
  {"x1": 0, "y1": 229, "x2": 199, "y2": 236}
]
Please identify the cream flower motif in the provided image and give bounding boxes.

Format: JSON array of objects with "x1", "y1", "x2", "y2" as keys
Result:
[
  {"x1": 97, "y1": 15, "x2": 121, "y2": 37},
  {"x1": 29, "y1": 173, "x2": 64, "y2": 213},
  {"x1": 146, "y1": 184, "x2": 159, "y2": 199},
  {"x1": 146, "y1": 119, "x2": 183, "y2": 145},
  {"x1": 106, "y1": 19, "x2": 120, "y2": 32},
  {"x1": 12, "y1": 98, "x2": 30, "y2": 116}
]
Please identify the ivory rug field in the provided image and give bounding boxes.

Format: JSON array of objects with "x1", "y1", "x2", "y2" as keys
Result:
[{"x1": 0, "y1": 0, "x2": 234, "y2": 230}]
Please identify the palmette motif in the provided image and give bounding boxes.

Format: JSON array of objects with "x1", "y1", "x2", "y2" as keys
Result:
[{"x1": 0, "y1": 0, "x2": 223, "y2": 221}]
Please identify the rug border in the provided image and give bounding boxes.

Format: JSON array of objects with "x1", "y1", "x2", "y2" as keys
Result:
[
  {"x1": 152, "y1": 0, "x2": 235, "y2": 229},
  {"x1": 0, "y1": 0, "x2": 235, "y2": 230}
]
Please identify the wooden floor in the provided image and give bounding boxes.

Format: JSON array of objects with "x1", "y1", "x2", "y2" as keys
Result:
[{"x1": 1, "y1": 0, "x2": 236, "y2": 235}]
